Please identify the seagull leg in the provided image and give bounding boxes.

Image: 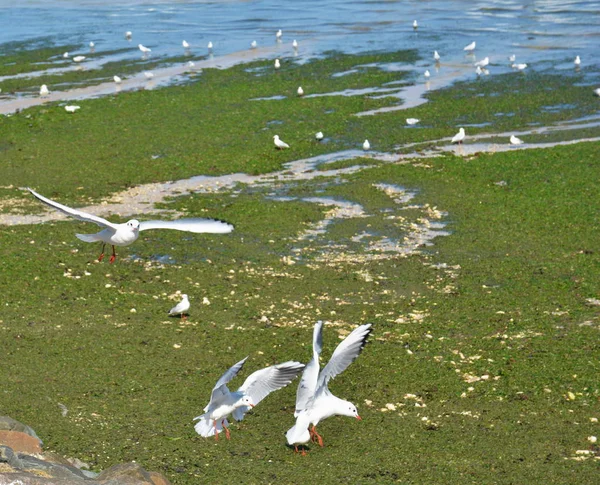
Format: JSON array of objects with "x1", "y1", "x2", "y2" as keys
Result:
[
  {"x1": 222, "y1": 420, "x2": 231, "y2": 440},
  {"x1": 311, "y1": 425, "x2": 324, "y2": 447},
  {"x1": 213, "y1": 421, "x2": 219, "y2": 441},
  {"x1": 294, "y1": 445, "x2": 307, "y2": 456},
  {"x1": 98, "y1": 243, "x2": 106, "y2": 262},
  {"x1": 109, "y1": 245, "x2": 117, "y2": 264},
  {"x1": 182, "y1": 313, "x2": 187, "y2": 321}
]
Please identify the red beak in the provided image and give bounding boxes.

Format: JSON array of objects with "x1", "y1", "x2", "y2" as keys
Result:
[
  {"x1": 249, "y1": 404, "x2": 255, "y2": 408},
  {"x1": 356, "y1": 415, "x2": 362, "y2": 421}
]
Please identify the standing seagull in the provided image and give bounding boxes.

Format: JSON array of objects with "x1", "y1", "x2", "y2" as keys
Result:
[
  {"x1": 182, "y1": 40, "x2": 190, "y2": 49},
  {"x1": 433, "y1": 50, "x2": 440, "y2": 62},
  {"x1": 463, "y1": 41, "x2": 476, "y2": 52},
  {"x1": 273, "y1": 135, "x2": 290, "y2": 149},
  {"x1": 286, "y1": 322, "x2": 372, "y2": 451},
  {"x1": 169, "y1": 294, "x2": 190, "y2": 320},
  {"x1": 509, "y1": 135, "x2": 524, "y2": 145},
  {"x1": 138, "y1": 44, "x2": 151, "y2": 54},
  {"x1": 27, "y1": 188, "x2": 234, "y2": 263},
  {"x1": 274, "y1": 58, "x2": 281, "y2": 70},
  {"x1": 451, "y1": 127, "x2": 466, "y2": 144},
  {"x1": 39, "y1": 85, "x2": 50, "y2": 97},
  {"x1": 362, "y1": 139, "x2": 370, "y2": 151},
  {"x1": 574, "y1": 55, "x2": 581, "y2": 67},
  {"x1": 412, "y1": 20, "x2": 418, "y2": 30},
  {"x1": 276, "y1": 29, "x2": 283, "y2": 42},
  {"x1": 474, "y1": 57, "x2": 489, "y2": 68},
  {"x1": 194, "y1": 357, "x2": 304, "y2": 440}
]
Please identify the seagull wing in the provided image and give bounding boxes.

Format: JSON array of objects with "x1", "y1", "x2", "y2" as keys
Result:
[
  {"x1": 204, "y1": 357, "x2": 248, "y2": 412},
  {"x1": 316, "y1": 324, "x2": 372, "y2": 390},
  {"x1": 294, "y1": 321, "x2": 324, "y2": 416},
  {"x1": 28, "y1": 188, "x2": 117, "y2": 229},
  {"x1": 139, "y1": 218, "x2": 234, "y2": 234}
]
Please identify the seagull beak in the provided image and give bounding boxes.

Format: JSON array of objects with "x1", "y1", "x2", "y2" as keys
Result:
[
  {"x1": 355, "y1": 415, "x2": 362, "y2": 421},
  {"x1": 249, "y1": 404, "x2": 255, "y2": 408}
]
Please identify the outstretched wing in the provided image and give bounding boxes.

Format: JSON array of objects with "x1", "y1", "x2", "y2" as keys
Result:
[
  {"x1": 294, "y1": 321, "x2": 324, "y2": 416},
  {"x1": 205, "y1": 356, "x2": 248, "y2": 412},
  {"x1": 28, "y1": 188, "x2": 116, "y2": 229},
  {"x1": 317, "y1": 324, "x2": 372, "y2": 390},
  {"x1": 139, "y1": 218, "x2": 234, "y2": 234}
]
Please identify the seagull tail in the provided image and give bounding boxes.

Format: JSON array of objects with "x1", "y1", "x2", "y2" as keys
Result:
[
  {"x1": 193, "y1": 414, "x2": 221, "y2": 437},
  {"x1": 76, "y1": 233, "x2": 104, "y2": 243}
]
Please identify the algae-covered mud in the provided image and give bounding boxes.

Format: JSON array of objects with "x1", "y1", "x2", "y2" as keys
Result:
[{"x1": 1, "y1": 2, "x2": 600, "y2": 484}]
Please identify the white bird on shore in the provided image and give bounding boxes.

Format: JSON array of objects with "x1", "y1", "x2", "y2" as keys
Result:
[
  {"x1": 297, "y1": 86, "x2": 304, "y2": 96},
  {"x1": 315, "y1": 132, "x2": 324, "y2": 141},
  {"x1": 39, "y1": 85, "x2": 49, "y2": 97},
  {"x1": 144, "y1": 71, "x2": 154, "y2": 79},
  {"x1": 474, "y1": 57, "x2": 489, "y2": 67},
  {"x1": 207, "y1": 41, "x2": 213, "y2": 51},
  {"x1": 169, "y1": 294, "x2": 190, "y2": 320},
  {"x1": 362, "y1": 139, "x2": 370, "y2": 151},
  {"x1": 187, "y1": 61, "x2": 195, "y2": 68},
  {"x1": 508, "y1": 54, "x2": 516, "y2": 62},
  {"x1": 574, "y1": 55, "x2": 581, "y2": 67},
  {"x1": 251, "y1": 40, "x2": 257, "y2": 49},
  {"x1": 125, "y1": 31, "x2": 132, "y2": 40},
  {"x1": 406, "y1": 118, "x2": 420, "y2": 125},
  {"x1": 463, "y1": 41, "x2": 476, "y2": 52},
  {"x1": 273, "y1": 135, "x2": 289, "y2": 149},
  {"x1": 64, "y1": 105, "x2": 80, "y2": 113},
  {"x1": 73, "y1": 56, "x2": 86, "y2": 63},
  {"x1": 113, "y1": 75, "x2": 122, "y2": 84},
  {"x1": 594, "y1": 88, "x2": 600, "y2": 97},
  {"x1": 510, "y1": 135, "x2": 524, "y2": 145},
  {"x1": 27, "y1": 188, "x2": 234, "y2": 263},
  {"x1": 433, "y1": 50, "x2": 440, "y2": 62},
  {"x1": 89, "y1": 41, "x2": 95, "y2": 48},
  {"x1": 451, "y1": 127, "x2": 465, "y2": 144},
  {"x1": 274, "y1": 58, "x2": 281, "y2": 69},
  {"x1": 276, "y1": 29, "x2": 283, "y2": 41},
  {"x1": 424, "y1": 70, "x2": 430, "y2": 78},
  {"x1": 183, "y1": 40, "x2": 190, "y2": 49},
  {"x1": 138, "y1": 44, "x2": 151, "y2": 54},
  {"x1": 413, "y1": 20, "x2": 418, "y2": 30},
  {"x1": 512, "y1": 63, "x2": 527, "y2": 70},
  {"x1": 194, "y1": 357, "x2": 304, "y2": 440},
  {"x1": 286, "y1": 321, "x2": 372, "y2": 452}
]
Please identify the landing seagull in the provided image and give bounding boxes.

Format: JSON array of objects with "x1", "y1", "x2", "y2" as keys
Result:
[
  {"x1": 273, "y1": 135, "x2": 289, "y2": 149},
  {"x1": 451, "y1": 127, "x2": 465, "y2": 144},
  {"x1": 194, "y1": 357, "x2": 304, "y2": 440},
  {"x1": 169, "y1": 294, "x2": 190, "y2": 320},
  {"x1": 286, "y1": 321, "x2": 372, "y2": 453},
  {"x1": 27, "y1": 188, "x2": 234, "y2": 263}
]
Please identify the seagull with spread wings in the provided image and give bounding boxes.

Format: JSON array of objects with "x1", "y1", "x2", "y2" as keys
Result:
[{"x1": 27, "y1": 188, "x2": 234, "y2": 263}]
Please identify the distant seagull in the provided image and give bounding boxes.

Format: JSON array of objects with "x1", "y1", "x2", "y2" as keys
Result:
[
  {"x1": 424, "y1": 70, "x2": 430, "y2": 78},
  {"x1": 512, "y1": 63, "x2": 527, "y2": 70},
  {"x1": 475, "y1": 66, "x2": 483, "y2": 76},
  {"x1": 144, "y1": 71, "x2": 154, "y2": 79},
  {"x1": 138, "y1": 44, "x2": 151, "y2": 54},
  {"x1": 187, "y1": 61, "x2": 195, "y2": 68},
  {"x1": 183, "y1": 40, "x2": 190, "y2": 49},
  {"x1": 433, "y1": 50, "x2": 440, "y2": 62},
  {"x1": 297, "y1": 86, "x2": 304, "y2": 96},
  {"x1": 413, "y1": 20, "x2": 418, "y2": 30},
  {"x1": 125, "y1": 31, "x2": 132, "y2": 40},
  {"x1": 273, "y1": 135, "x2": 289, "y2": 149},
  {"x1": 463, "y1": 41, "x2": 476, "y2": 52},
  {"x1": 63, "y1": 52, "x2": 69, "y2": 59},
  {"x1": 207, "y1": 41, "x2": 213, "y2": 50},
  {"x1": 113, "y1": 75, "x2": 122, "y2": 84},
  {"x1": 193, "y1": 357, "x2": 304, "y2": 440},
  {"x1": 510, "y1": 135, "x2": 524, "y2": 145},
  {"x1": 251, "y1": 40, "x2": 257, "y2": 49},
  {"x1": 574, "y1": 55, "x2": 581, "y2": 67},
  {"x1": 406, "y1": 118, "x2": 420, "y2": 125},
  {"x1": 292, "y1": 39, "x2": 298, "y2": 49},
  {"x1": 27, "y1": 188, "x2": 234, "y2": 263},
  {"x1": 64, "y1": 105, "x2": 80, "y2": 113},
  {"x1": 274, "y1": 58, "x2": 281, "y2": 69},
  {"x1": 40, "y1": 85, "x2": 49, "y2": 97},
  {"x1": 595, "y1": 88, "x2": 600, "y2": 97},
  {"x1": 315, "y1": 132, "x2": 324, "y2": 141},
  {"x1": 474, "y1": 57, "x2": 489, "y2": 67},
  {"x1": 451, "y1": 127, "x2": 465, "y2": 144},
  {"x1": 169, "y1": 294, "x2": 190, "y2": 320},
  {"x1": 363, "y1": 139, "x2": 370, "y2": 151},
  {"x1": 508, "y1": 54, "x2": 516, "y2": 62},
  {"x1": 276, "y1": 29, "x2": 283, "y2": 41},
  {"x1": 89, "y1": 41, "x2": 95, "y2": 48},
  {"x1": 73, "y1": 56, "x2": 86, "y2": 63}
]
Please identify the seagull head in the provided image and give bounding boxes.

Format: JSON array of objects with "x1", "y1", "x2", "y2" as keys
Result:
[
  {"x1": 181, "y1": 294, "x2": 188, "y2": 300},
  {"x1": 127, "y1": 220, "x2": 140, "y2": 232},
  {"x1": 341, "y1": 402, "x2": 360, "y2": 419},
  {"x1": 240, "y1": 396, "x2": 255, "y2": 408}
]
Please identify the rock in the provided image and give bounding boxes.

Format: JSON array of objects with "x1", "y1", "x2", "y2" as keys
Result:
[
  {"x1": 97, "y1": 462, "x2": 171, "y2": 484},
  {"x1": 0, "y1": 430, "x2": 42, "y2": 454},
  {"x1": 0, "y1": 416, "x2": 42, "y2": 442},
  {"x1": 0, "y1": 444, "x2": 24, "y2": 468}
]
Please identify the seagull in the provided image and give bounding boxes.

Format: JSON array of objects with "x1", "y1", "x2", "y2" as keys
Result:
[
  {"x1": 463, "y1": 41, "x2": 476, "y2": 52},
  {"x1": 475, "y1": 66, "x2": 483, "y2": 76},
  {"x1": 193, "y1": 357, "x2": 304, "y2": 440},
  {"x1": 138, "y1": 44, "x2": 151, "y2": 54},
  {"x1": 182, "y1": 40, "x2": 190, "y2": 49},
  {"x1": 474, "y1": 57, "x2": 489, "y2": 67},
  {"x1": 315, "y1": 132, "x2": 324, "y2": 141},
  {"x1": 574, "y1": 55, "x2": 581, "y2": 67},
  {"x1": 73, "y1": 56, "x2": 86, "y2": 63},
  {"x1": 64, "y1": 105, "x2": 80, "y2": 113},
  {"x1": 512, "y1": 63, "x2": 527, "y2": 70},
  {"x1": 63, "y1": 52, "x2": 69, "y2": 59},
  {"x1": 286, "y1": 322, "x2": 372, "y2": 451},
  {"x1": 510, "y1": 135, "x2": 524, "y2": 145},
  {"x1": 451, "y1": 127, "x2": 465, "y2": 144},
  {"x1": 424, "y1": 70, "x2": 430, "y2": 78},
  {"x1": 187, "y1": 61, "x2": 195, "y2": 68},
  {"x1": 406, "y1": 118, "x2": 420, "y2": 125},
  {"x1": 297, "y1": 86, "x2": 304, "y2": 96},
  {"x1": 276, "y1": 29, "x2": 283, "y2": 41},
  {"x1": 207, "y1": 41, "x2": 213, "y2": 50},
  {"x1": 251, "y1": 40, "x2": 257, "y2": 49},
  {"x1": 89, "y1": 41, "x2": 95, "y2": 48},
  {"x1": 508, "y1": 54, "x2": 516, "y2": 62},
  {"x1": 113, "y1": 75, "x2": 122, "y2": 84},
  {"x1": 413, "y1": 20, "x2": 418, "y2": 30},
  {"x1": 169, "y1": 294, "x2": 190, "y2": 320},
  {"x1": 273, "y1": 135, "x2": 289, "y2": 149},
  {"x1": 125, "y1": 31, "x2": 132, "y2": 40},
  {"x1": 433, "y1": 50, "x2": 440, "y2": 62},
  {"x1": 40, "y1": 85, "x2": 49, "y2": 97},
  {"x1": 595, "y1": 88, "x2": 600, "y2": 97},
  {"x1": 292, "y1": 39, "x2": 298, "y2": 49},
  {"x1": 27, "y1": 188, "x2": 234, "y2": 263},
  {"x1": 362, "y1": 139, "x2": 370, "y2": 151},
  {"x1": 144, "y1": 71, "x2": 154, "y2": 79},
  {"x1": 274, "y1": 58, "x2": 281, "y2": 70}
]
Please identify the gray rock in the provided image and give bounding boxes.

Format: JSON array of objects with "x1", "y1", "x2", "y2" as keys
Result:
[
  {"x1": 0, "y1": 416, "x2": 42, "y2": 444},
  {"x1": 0, "y1": 444, "x2": 24, "y2": 468}
]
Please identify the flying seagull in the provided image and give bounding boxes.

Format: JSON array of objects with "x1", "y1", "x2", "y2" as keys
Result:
[
  {"x1": 27, "y1": 188, "x2": 234, "y2": 263},
  {"x1": 194, "y1": 357, "x2": 304, "y2": 440}
]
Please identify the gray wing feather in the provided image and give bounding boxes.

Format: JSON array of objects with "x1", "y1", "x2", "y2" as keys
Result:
[
  {"x1": 28, "y1": 188, "x2": 116, "y2": 229},
  {"x1": 139, "y1": 218, "x2": 234, "y2": 234},
  {"x1": 294, "y1": 321, "x2": 324, "y2": 416},
  {"x1": 237, "y1": 361, "x2": 305, "y2": 406},
  {"x1": 204, "y1": 357, "x2": 248, "y2": 411}
]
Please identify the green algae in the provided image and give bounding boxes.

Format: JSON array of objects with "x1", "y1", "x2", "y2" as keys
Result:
[{"x1": 1, "y1": 48, "x2": 599, "y2": 484}]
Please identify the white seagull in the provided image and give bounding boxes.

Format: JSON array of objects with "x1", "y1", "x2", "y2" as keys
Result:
[
  {"x1": 508, "y1": 54, "x2": 516, "y2": 63},
  {"x1": 297, "y1": 86, "x2": 304, "y2": 96},
  {"x1": 125, "y1": 31, "x2": 132, "y2": 40},
  {"x1": 512, "y1": 63, "x2": 527, "y2": 70},
  {"x1": 433, "y1": 50, "x2": 440, "y2": 62},
  {"x1": 73, "y1": 56, "x2": 86, "y2": 63},
  {"x1": 63, "y1": 52, "x2": 69, "y2": 59},
  {"x1": 274, "y1": 58, "x2": 281, "y2": 70},
  {"x1": 362, "y1": 139, "x2": 370, "y2": 151},
  {"x1": 194, "y1": 357, "x2": 304, "y2": 440},
  {"x1": 144, "y1": 71, "x2": 154, "y2": 79},
  {"x1": 315, "y1": 132, "x2": 324, "y2": 141},
  {"x1": 27, "y1": 188, "x2": 234, "y2": 263},
  {"x1": 276, "y1": 29, "x2": 283, "y2": 41},
  {"x1": 474, "y1": 57, "x2": 489, "y2": 68},
  {"x1": 574, "y1": 55, "x2": 581, "y2": 67},
  {"x1": 182, "y1": 40, "x2": 190, "y2": 49},
  {"x1": 510, "y1": 135, "x2": 524, "y2": 145},
  {"x1": 451, "y1": 127, "x2": 465, "y2": 144},
  {"x1": 169, "y1": 294, "x2": 190, "y2": 320},
  {"x1": 273, "y1": 135, "x2": 289, "y2": 149},
  {"x1": 113, "y1": 75, "x2": 122, "y2": 84},
  {"x1": 463, "y1": 41, "x2": 476, "y2": 52},
  {"x1": 406, "y1": 118, "x2": 420, "y2": 125},
  {"x1": 40, "y1": 85, "x2": 49, "y2": 97},
  {"x1": 64, "y1": 105, "x2": 80, "y2": 113},
  {"x1": 89, "y1": 41, "x2": 95, "y2": 49},
  {"x1": 286, "y1": 321, "x2": 372, "y2": 452},
  {"x1": 138, "y1": 44, "x2": 151, "y2": 54},
  {"x1": 424, "y1": 70, "x2": 430, "y2": 78},
  {"x1": 207, "y1": 41, "x2": 213, "y2": 50},
  {"x1": 594, "y1": 88, "x2": 600, "y2": 97},
  {"x1": 413, "y1": 20, "x2": 418, "y2": 30},
  {"x1": 292, "y1": 39, "x2": 298, "y2": 49},
  {"x1": 251, "y1": 40, "x2": 257, "y2": 49}
]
